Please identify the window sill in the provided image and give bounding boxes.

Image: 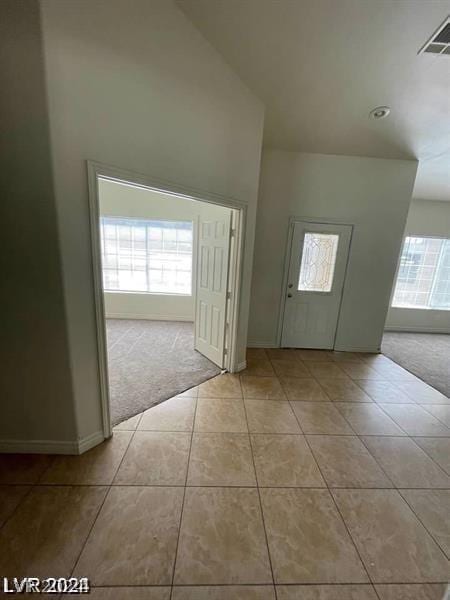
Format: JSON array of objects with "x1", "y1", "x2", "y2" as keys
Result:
[
  {"x1": 391, "y1": 305, "x2": 450, "y2": 312},
  {"x1": 104, "y1": 290, "x2": 192, "y2": 298}
]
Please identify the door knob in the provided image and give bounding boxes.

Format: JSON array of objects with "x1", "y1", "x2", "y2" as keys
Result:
[
  {"x1": 288, "y1": 283, "x2": 293, "y2": 288},
  {"x1": 287, "y1": 293, "x2": 292, "y2": 298}
]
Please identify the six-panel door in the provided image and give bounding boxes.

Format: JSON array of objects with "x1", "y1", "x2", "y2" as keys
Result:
[{"x1": 194, "y1": 204, "x2": 232, "y2": 367}]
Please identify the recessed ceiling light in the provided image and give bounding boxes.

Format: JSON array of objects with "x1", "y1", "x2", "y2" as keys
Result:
[{"x1": 369, "y1": 106, "x2": 391, "y2": 120}]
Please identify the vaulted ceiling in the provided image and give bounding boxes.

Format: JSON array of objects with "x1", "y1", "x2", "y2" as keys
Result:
[{"x1": 178, "y1": 0, "x2": 450, "y2": 201}]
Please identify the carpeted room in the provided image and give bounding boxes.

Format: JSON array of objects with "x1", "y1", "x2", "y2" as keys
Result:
[
  {"x1": 382, "y1": 332, "x2": 450, "y2": 398},
  {"x1": 383, "y1": 208, "x2": 450, "y2": 399},
  {"x1": 106, "y1": 319, "x2": 219, "y2": 425},
  {"x1": 99, "y1": 173, "x2": 234, "y2": 426}
]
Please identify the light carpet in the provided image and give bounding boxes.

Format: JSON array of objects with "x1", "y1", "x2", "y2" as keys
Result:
[
  {"x1": 382, "y1": 331, "x2": 450, "y2": 397},
  {"x1": 106, "y1": 319, "x2": 220, "y2": 426}
]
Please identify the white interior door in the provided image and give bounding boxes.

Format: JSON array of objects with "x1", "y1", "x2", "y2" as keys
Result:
[
  {"x1": 194, "y1": 204, "x2": 232, "y2": 367},
  {"x1": 281, "y1": 221, "x2": 352, "y2": 349}
]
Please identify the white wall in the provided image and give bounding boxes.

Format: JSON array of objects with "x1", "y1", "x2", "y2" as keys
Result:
[
  {"x1": 385, "y1": 199, "x2": 450, "y2": 333},
  {"x1": 100, "y1": 179, "x2": 198, "y2": 322},
  {"x1": 0, "y1": 0, "x2": 76, "y2": 452},
  {"x1": 40, "y1": 0, "x2": 264, "y2": 445},
  {"x1": 248, "y1": 150, "x2": 418, "y2": 352}
]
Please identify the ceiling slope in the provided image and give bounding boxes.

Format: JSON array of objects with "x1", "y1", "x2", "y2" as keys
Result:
[{"x1": 178, "y1": 0, "x2": 450, "y2": 200}]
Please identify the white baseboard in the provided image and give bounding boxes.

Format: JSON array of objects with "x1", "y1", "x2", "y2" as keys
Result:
[
  {"x1": 78, "y1": 430, "x2": 106, "y2": 454},
  {"x1": 106, "y1": 312, "x2": 193, "y2": 322},
  {"x1": 385, "y1": 326, "x2": 450, "y2": 334},
  {"x1": 334, "y1": 345, "x2": 380, "y2": 353},
  {"x1": 0, "y1": 430, "x2": 105, "y2": 455},
  {"x1": 0, "y1": 439, "x2": 80, "y2": 455},
  {"x1": 248, "y1": 341, "x2": 381, "y2": 353},
  {"x1": 229, "y1": 360, "x2": 247, "y2": 373}
]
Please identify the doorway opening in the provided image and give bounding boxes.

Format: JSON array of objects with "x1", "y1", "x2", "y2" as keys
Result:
[
  {"x1": 88, "y1": 162, "x2": 245, "y2": 436},
  {"x1": 278, "y1": 219, "x2": 352, "y2": 349}
]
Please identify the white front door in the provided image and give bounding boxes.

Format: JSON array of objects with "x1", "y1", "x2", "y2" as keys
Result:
[
  {"x1": 194, "y1": 204, "x2": 232, "y2": 368},
  {"x1": 281, "y1": 221, "x2": 352, "y2": 349}
]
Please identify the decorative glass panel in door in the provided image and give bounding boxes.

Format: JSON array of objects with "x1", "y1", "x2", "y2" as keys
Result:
[{"x1": 298, "y1": 233, "x2": 339, "y2": 292}]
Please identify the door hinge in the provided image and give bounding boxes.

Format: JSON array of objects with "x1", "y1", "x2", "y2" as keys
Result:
[
  {"x1": 224, "y1": 348, "x2": 228, "y2": 355},
  {"x1": 226, "y1": 291, "x2": 232, "y2": 300},
  {"x1": 230, "y1": 229, "x2": 236, "y2": 237}
]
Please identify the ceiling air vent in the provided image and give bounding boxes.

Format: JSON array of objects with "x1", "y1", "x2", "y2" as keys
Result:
[{"x1": 419, "y1": 17, "x2": 450, "y2": 56}]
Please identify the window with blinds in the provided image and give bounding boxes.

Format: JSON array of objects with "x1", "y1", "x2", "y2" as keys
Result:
[
  {"x1": 100, "y1": 217, "x2": 193, "y2": 295},
  {"x1": 392, "y1": 236, "x2": 450, "y2": 310}
]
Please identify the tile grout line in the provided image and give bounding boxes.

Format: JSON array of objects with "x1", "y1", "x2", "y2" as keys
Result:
[
  {"x1": 397, "y1": 488, "x2": 450, "y2": 561},
  {"x1": 338, "y1": 403, "x2": 411, "y2": 438},
  {"x1": 0, "y1": 425, "x2": 136, "y2": 535},
  {"x1": 325, "y1": 497, "x2": 383, "y2": 600},
  {"x1": 411, "y1": 437, "x2": 450, "y2": 476},
  {"x1": 68, "y1": 424, "x2": 136, "y2": 580},
  {"x1": 245, "y1": 353, "x2": 383, "y2": 596},
  {"x1": 374, "y1": 402, "x2": 445, "y2": 437},
  {"x1": 133, "y1": 411, "x2": 144, "y2": 430},
  {"x1": 288, "y1": 394, "x2": 381, "y2": 598},
  {"x1": 266, "y1": 354, "x2": 448, "y2": 443},
  {"x1": 241, "y1": 392, "x2": 279, "y2": 600},
  {"x1": 352, "y1": 377, "x2": 419, "y2": 404},
  {"x1": 131, "y1": 352, "x2": 449, "y2": 488},
  {"x1": 36, "y1": 455, "x2": 56, "y2": 485},
  {"x1": 3, "y1": 355, "x2": 448, "y2": 592},
  {"x1": 286, "y1": 398, "x2": 359, "y2": 437},
  {"x1": 88, "y1": 581, "x2": 448, "y2": 586},
  {"x1": 1, "y1": 431, "x2": 447, "y2": 442},
  {"x1": 361, "y1": 432, "x2": 450, "y2": 484},
  {"x1": 0, "y1": 483, "x2": 36, "y2": 534},
  {"x1": 169, "y1": 394, "x2": 198, "y2": 599},
  {"x1": 416, "y1": 403, "x2": 450, "y2": 431},
  {"x1": 356, "y1": 434, "x2": 408, "y2": 490},
  {"x1": 352, "y1": 434, "x2": 397, "y2": 489},
  {"x1": 306, "y1": 460, "x2": 380, "y2": 596},
  {"x1": 250, "y1": 351, "x2": 449, "y2": 592},
  {"x1": 13, "y1": 482, "x2": 450, "y2": 490}
]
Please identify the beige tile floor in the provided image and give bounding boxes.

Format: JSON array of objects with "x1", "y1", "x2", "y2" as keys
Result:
[{"x1": 0, "y1": 349, "x2": 449, "y2": 599}]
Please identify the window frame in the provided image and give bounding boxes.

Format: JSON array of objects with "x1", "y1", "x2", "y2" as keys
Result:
[
  {"x1": 100, "y1": 215, "x2": 194, "y2": 297},
  {"x1": 391, "y1": 234, "x2": 450, "y2": 311}
]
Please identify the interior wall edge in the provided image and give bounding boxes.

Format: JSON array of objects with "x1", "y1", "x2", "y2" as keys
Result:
[
  {"x1": 0, "y1": 0, "x2": 77, "y2": 448},
  {"x1": 235, "y1": 361, "x2": 248, "y2": 373},
  {"x1": 39, "y1": 0, "x2": 265, "y2": 446}
]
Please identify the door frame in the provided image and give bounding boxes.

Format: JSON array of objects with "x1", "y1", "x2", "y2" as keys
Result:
[
  {"x1": 87, "y1": 160, "x2": 246, "y2": 438},
  {"x1": 276, "y1": 216, "x2": 354, "y2": 348}
]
